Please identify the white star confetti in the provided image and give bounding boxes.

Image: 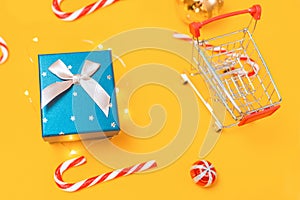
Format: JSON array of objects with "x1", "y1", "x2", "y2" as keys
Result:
[
  {"x1": 24, "y1": 90, "x2": 29, "y2": 96},
  {"x1": 73, "y1": 92, "x2": 78, "y2": 97},
  {"x1": 42, "y1": 72, "x2": 47, "y2": 77},
  {"x1": 32, "y1": 37, "x2": 39, "y2": 43},
  {"x1": 111, "y1": 122, "x2": 116, "y2": 128},
  {"x1": 69, "y1": 150, "x2": 77, "y2": 155},
  {"x1": 89, "y1": 115, "x2": 94, "y2": 121},
  {"x1": 107, "y1": 75, "x2": 112, "y2": 80},
  {"x1": 70, "y1": 116, "x2": 76, "y2": 121},
  {"x1": 97, "y1": 44, "x2": 103, "y2": 49},
  {"x1": 42, "y1": 118, "x2": 48, "y2": 123}
]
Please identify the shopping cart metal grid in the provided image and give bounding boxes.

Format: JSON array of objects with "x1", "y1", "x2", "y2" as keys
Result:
[{"x1": 182, "y1": 5, "x2": 282, "y2": 130}]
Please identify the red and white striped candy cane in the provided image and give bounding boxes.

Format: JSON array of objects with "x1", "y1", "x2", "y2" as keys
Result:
[
  {"x1": 54, "y1": 156, "x2": 157, "y2": 192},
  {"x1": 173, "y1": 32, "x2": 195, "y2": 42},
  {"x1": 52, "y1": 0, "x2": 119, "y2": 21},
  {"x1": 0, "y1": 37, "x2": 9, "y2": 64},
  {"x1": 227, "y1": 53, "x2": 260, "y2": 77},
  {"x1": 173, "y1": 32, "x2": 260, "y2": 76},
  {"x1": 173, "y1": 32, "x2": 229, "y2": 54}
]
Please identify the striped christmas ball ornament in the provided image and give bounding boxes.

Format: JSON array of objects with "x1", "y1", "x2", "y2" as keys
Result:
[{"x1": 190, "y1": 160, "x2": 217, "y2": 187}]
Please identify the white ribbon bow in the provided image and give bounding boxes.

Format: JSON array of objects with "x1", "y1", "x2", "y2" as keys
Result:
[{"x1": 41, "y1": 59, "x2": 111, "y2": 117}]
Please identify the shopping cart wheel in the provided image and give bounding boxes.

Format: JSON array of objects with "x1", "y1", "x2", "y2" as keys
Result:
[
  {"x1": 214, "y1": 122, "x2": 222, "y2": 132},
  {"x1": 182, "y1": 80, "x2": 188, "y2": 85},
  {"x1": 214, "y1": 127, "x2": 222, "y2": 133}
]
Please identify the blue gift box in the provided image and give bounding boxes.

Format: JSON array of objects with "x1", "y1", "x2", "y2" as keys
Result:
[{"x1": 38, "y1": 50, "x2": 120, "y2": 142}]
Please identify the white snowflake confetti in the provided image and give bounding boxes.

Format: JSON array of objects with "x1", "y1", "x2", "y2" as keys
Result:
[
  {"x1": 67, "y1": 65, "x2": 72, "y2": 70},
  {"x1": 73, "y1": 92, "x2": 78, "y2": 97},
  {"x1": 59, "y1": 132, "x2": 65, "y2": 135},
  {"x1": 42, "y1": 72, "x2": 47, "y2": 77},
  {"x1": 70, "y1": 116, "x2": 76, "y2": 121},
  {"x1": 111, "y1": 122, "x2": 116, "y2": 128},
  {"x1": 107, "y1": 75, "x2": 112, "y2": 80},
  {"x1": 89, "y1": 115, "x2": 94, "y2": 121},
  {"x1": 42, "y1": 118, "x2": 48, "y2": 123}
]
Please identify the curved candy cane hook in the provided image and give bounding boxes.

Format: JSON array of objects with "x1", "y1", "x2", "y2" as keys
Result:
[
  {"x1": 173, "y1": 32, "x2": 260, "y2": 77},
  {"x1": 52, "y1": 0, "x2": 119, "y2": 21},
  {"x1": 0, "y1": 37, "x2": 9, "y2": 64},
  {"x1": 54, "y1": 156, "x2": 157, "y2": 192}
]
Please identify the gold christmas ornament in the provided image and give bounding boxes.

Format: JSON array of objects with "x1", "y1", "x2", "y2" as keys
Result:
[{"x1": 176, "y1": 0, "x2": 224, "y2": 24}]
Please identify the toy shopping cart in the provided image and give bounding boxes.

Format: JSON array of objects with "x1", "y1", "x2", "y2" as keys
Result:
[{"x1": 182, "y1": 5, "x2": 282, "y2": 131}]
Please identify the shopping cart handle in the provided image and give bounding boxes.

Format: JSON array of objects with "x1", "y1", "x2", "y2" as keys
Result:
[{"x1": 189, "y1": 4, "x2": 262, "y2": 38}]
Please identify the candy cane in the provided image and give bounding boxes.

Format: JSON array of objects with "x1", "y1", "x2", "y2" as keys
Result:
[
  {"x1": 52, "y1": 0, "x2": 119, "y2": 21},
  {"x1": 227, "y1": 53, "x2": 260, "y2": 77},
  {"x1": 173, "y1": 32, "x2": 196, "y2": 42},
  {"x1": 173, "y1": 32, "x2": 227, "y2": 52},
  {"x1": 0, "y1": 37, "x2": 9, "y2": 64},
  {"x1": 173, "y1": 32, "x2": 260, "y2": 76},
  {"x1": 54, "y1": 156, "x2": 157, "y2": 192}
]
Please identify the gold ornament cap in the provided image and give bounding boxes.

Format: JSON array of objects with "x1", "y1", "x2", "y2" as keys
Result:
[{"x1": 176, "y1": 0, "x2": 224, "y2": 23}]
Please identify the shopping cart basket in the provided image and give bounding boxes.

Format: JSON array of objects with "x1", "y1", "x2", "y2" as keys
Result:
[{"x1": 182, "y1": 5, "x2": 282, "y2": 131}]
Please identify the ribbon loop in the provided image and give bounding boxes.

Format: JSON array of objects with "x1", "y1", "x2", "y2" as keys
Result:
[
  {"x1": 49, "y1": 59, "x2": 74, "y2": 80},
  {"x1": 81, "y1": 60, "x2": 101, "y2": 77},
  {"x1": 41, "y1": 59, "x2": 111, "y2": 117}
]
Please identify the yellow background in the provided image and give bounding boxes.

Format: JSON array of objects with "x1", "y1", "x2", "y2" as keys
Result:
[{"x1": 1, "y1": 0, "x2": 300, "y2": 199}]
